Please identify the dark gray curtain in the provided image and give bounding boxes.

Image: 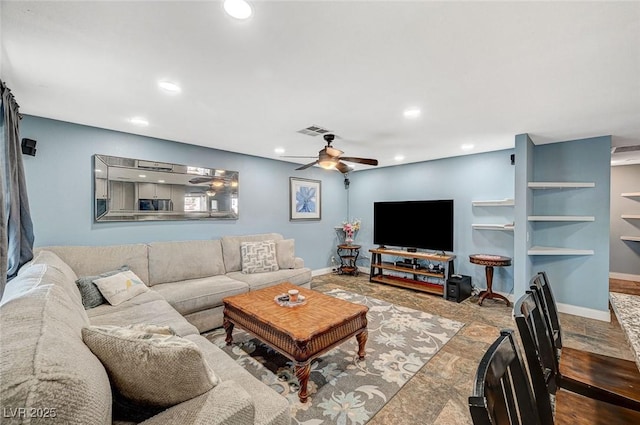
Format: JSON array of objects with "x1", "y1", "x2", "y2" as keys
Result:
[{"x1": 1, "y1": 80, "x2": 34, "y2": 298}]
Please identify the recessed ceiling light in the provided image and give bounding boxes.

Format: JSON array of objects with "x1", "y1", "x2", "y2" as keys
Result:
[
  {"x1": 461, "y1": 144, "x2": 475, "y2": 151},
  {"x1": 274, "y1": 147, "x2": 285, "y2": 154},
  {"x1": 394, "y1": 155, "x2": 405, "y2": 161},
  {"x1": 158, "y1": 80, "x2": 181, "y2": 93},
  {"x1": 138, "y1": 174, "x2": 147, "y2": 178},
  {"x1": 224, "y1": 0, "x2": 253, "y2": 20},
  {"x1": 403, "y1": 108, "x2": 421, "y2": 119},
  {"x1": 129, "y1": 117, "x2": 149, "y2": 127},
  {"x1": 158, "y1": 180, "x2": 165, "y2": 183}
]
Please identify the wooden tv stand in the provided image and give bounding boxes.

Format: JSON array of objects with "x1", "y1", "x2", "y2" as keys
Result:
[{"x1": 369, "y1": 248, "x2": 455, "y2": 297}]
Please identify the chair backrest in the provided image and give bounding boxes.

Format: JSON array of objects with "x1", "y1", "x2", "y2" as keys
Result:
[
  {"x1": 530, "y1": 271, "x2": 563, "y2": 350},
  {"x1": 469, "y1": 329, "x2": 544, "y2": 425},
  {"x1": 513, "y1": 293, "x2": 557, "y2": 425}
]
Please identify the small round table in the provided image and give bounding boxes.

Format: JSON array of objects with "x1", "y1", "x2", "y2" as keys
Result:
[
  {"x1": 337, "y1": 244, "x2": 361, "y2": 276},
  {"x1": 469, "y1": 254, "x2": 512, "y2": 306}
]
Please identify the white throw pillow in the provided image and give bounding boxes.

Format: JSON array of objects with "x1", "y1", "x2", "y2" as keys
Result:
[
  {"x1": 276, "y1": 239, "x2": 296, "y2": 269},
  {"x1": 93, "y1": 270, "x2": 149, "y2": 306},
  {"x1": 82, "y1": 324, "x2": 219, "y2": 407},
  {"x1": 241, "y1": 240, "x2": 280, "y2": 274}
]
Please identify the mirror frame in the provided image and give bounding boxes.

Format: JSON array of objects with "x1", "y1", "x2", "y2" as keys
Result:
[{"x1": 94, "y1": 154, "x2": 239, "y2": 222}]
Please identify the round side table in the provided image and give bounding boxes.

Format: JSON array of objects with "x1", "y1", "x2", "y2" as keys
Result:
[
  {"x1": 469, "y1": 254, "x2": 512, "y2": 306},
  {"x1": 337, "y1": 244, "x2": 361, "y2": 276}
]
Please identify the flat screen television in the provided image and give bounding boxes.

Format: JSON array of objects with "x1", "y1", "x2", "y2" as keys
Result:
[{"x1": 373, "y1": 200, "x2": 454, "y2": 252}]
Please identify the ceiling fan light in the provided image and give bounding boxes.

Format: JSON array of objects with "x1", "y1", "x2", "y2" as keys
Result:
[{"x1": 319, "y1": 159, "x2": 337, "y2": 169}]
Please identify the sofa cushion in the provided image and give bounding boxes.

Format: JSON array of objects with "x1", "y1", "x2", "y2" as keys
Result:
[
  {"x1": 138, "y1": 380, "x2": 255, "y2": 425},
  {"x1": 83, "y1": 324, "x2": 219, "y2": 407},
  {"x1": 36, "y1": 244, "x2": 150, "y2": 287},
  {"x1": 148, "y1": 240, "x2": 226, "y2": 286},
  {"x1": 94, "y1": 270, "x2": 150, "y2": 306},
  {"x1": 152, "y1": 275, "x2": 248, "y2": 316},
  {"x1": 76, "y1": 265, "x2": 130, "y2": 309},
  {"x1": 187, "y1": 334, "x2": 291, "y2": 425},
  {"x1": 275, "y1": 239, "x2": 296, "y2": 269},
  {"x1": 241, "y1": 240, "x2": 279, "y2": 274},
  {"x1": 0, "y1": 283, "x2": 112, "y2": 425},
  {"x1": 87, "y1": 293, "x2": 200, "y2": 337},
  {"x1": 227, "y1": 268, "x2": 313, "y2": 292},
  {"x1": 221, "y1": 233, "x2": 284, "y2": 273}
]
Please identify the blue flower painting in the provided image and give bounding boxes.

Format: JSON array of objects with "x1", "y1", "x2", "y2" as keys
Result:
[{"x1": 296, "y1": 186, "x2": 316, "y2": 213}]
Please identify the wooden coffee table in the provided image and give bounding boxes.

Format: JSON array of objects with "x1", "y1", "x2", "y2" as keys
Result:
[{"x1": 223, "y1": 282, "x2": 369, "y2": 403}]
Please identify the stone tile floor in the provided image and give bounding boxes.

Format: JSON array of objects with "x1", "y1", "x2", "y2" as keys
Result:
[{"x1": 311, "y1": 273, "x2": 635, "y2": 425}]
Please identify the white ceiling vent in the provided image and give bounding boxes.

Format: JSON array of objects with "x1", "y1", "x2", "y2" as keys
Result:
[
  {"x1": 297, "y1": 125, "x2": 331, "y2": 137},
  {"x1": 612, "y1": 145, "x2": 640, "y2": 154}
]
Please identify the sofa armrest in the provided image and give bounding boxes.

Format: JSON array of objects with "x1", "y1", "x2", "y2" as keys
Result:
[
  {"x1": 140, "y1": 380, "x2": 254, "y2": 425},
  {"x1": 293, "y1": 257, "x2": 305, "y2": 269}
]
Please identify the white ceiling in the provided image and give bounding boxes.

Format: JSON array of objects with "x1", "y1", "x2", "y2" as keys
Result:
[{"x1": 2, "y1": 1, "x2": 639, "y2": 169}]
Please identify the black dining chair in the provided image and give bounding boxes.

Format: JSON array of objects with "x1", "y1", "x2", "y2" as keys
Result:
[
  {"x1": 528, "y1": 272, "x2": 640, "y2": 410},
  {"x1": 514, "y1": 291, "x2": 640, "y2": 418},
  {"x1": 469, "y1": 329, "x2": 542, "y2": 425}
]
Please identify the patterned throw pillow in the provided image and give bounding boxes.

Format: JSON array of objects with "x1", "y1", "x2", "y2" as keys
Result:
[
  {"x1": 93, "y1": 270, "x2": 149, "y2": 306},
  {"x1": 75, "y1": 266, "x2": 130, "y2": 309},
  {"x1": 82, "y1": 324, "x2": 219, "y2": 407},
  {"x1": 241, "y1": 240, "x2": 280, "y2": 274}
]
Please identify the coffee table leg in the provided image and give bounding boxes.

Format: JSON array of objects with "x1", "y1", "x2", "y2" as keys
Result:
[
  {"x1": 356, "y1": 330, "x2": 368, "y2": 360},
  {"x1": 223, "y1": 318, "x2": 234, "y2": 345},
  {"x1": 294, "y1": 362, "x2": 311, "y2": 403}
]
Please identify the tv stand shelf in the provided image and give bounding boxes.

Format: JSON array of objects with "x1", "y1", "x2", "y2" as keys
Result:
[{"x1": 369, "y1": 248, "x2": 455, "y2": 297}]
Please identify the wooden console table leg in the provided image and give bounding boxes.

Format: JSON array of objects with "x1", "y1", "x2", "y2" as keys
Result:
[
  {"x1": 223, "y1": 318, "x2": 234, "y2": 345},
  {"x1": 356, "y1": 330, "x2": 368, "y2": 360},
  {"x1": 295, "y1": 362, "x2": 312, "y2": 403}
]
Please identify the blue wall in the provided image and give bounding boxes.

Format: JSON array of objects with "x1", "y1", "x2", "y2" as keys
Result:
[
  {"x1": 348, "y1": 149, "x2": 516, "y2": 294},
  {"x1": 529, "y1": 136, "x2": 611, "y2": 315},
  {"x1": 20, "y1": 116, "x2": 347, "y2": 270}
]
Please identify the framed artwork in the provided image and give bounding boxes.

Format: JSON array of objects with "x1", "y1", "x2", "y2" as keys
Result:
[{"x1": 289, "y1": 177, "x2": 321, "y2": 221}]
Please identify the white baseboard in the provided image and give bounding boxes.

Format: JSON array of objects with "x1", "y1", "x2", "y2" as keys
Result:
[
  {"x1": 609, "y1": 272, "x2": 640, "y2": 282},
  {"x1": 556, "y1": 301, "x2": 610, "y2": 322},
  {"x1": 312, "y1": 267, "x2": 334, "y2": 277}
]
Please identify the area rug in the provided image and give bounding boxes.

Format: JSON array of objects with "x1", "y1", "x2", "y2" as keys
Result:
[{"x1": 205, "y1": 289, "x2": 464, "y2": 425}]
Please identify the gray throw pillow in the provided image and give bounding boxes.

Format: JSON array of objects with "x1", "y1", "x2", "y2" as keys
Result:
[{"x1": 75, "y1": 266, "x2": 129, "y2": 309}]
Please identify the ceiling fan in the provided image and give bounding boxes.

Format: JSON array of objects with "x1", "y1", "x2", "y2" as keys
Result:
[{"x1": 284, "y1": 134, "x2": 378, "y2": 173}]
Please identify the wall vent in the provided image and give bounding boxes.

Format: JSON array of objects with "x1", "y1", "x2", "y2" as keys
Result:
[{"x1": 297, "y1": 125, "x2": 331, "y2": 136}]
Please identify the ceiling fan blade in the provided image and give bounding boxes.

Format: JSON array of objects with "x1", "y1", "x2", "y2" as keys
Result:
[
  {"x1": 295, "y1": 160, "x2": 319, "y2": 171},
  {"x1": 340, "y1": 157, "x2": 379, "y2": 166},
  {"x1": 326, "y1": 146, "x2": 344, "y2": 157},
  {"x1": 335, "y1": 161, "x2": 352, "y2": 174},
  {"x1": 189, "y1": 176, "x2": 214, "y2": 184}
]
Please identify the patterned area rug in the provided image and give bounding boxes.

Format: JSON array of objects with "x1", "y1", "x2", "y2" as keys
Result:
[{"x1": 205, "y1": 290, "x2": 464, "y2": 425}]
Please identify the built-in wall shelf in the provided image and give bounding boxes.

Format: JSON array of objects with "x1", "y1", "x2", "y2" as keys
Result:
[
  {"x1": 472, "y1": 199, "x2": 515, "y2": 207},
  {"x1": 472, "y1": 223, "x2": 515, "y2": 231},
  {"x1": 527, "y1": 246, "x2": 594, "y2": 256},
  {"x1": 528, "y1": 182, "x2": 595, "y2": 189},
  {"x1": 621, "y1": 192, "x2": 640, "y2": 197},
  {"x1": 527, "y1": 215, "x2": 595, "y2": 222},
  {"x1": 621, "y1": 236, "x2": 640, "y2": 242},
  {"x1": 621, "y1": 215, "x2": 640, "y2": 219}
]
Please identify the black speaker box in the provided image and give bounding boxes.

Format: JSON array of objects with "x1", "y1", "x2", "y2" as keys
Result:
[
  {"x1": 21, "y1": 138, "x2": 37, "y2": 156},
  {"x1": 446, "y1": 275, "x2": 472, "y2": 303}
]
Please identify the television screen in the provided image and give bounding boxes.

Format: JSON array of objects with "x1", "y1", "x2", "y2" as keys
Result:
[{"x1": 373, "y1": 200, "x2": 454, "y2": 252}]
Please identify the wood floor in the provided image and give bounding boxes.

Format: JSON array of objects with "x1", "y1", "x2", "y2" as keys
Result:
[
  {"x1": 611, "y1": 278, "x2": 640, "y2": 296},
  {"x1": 311, "y1": 273, "x2": 639, "y2": 425}
]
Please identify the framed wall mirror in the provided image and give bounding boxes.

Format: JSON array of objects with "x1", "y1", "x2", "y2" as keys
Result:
[{"x1": 94, "y1": 154, "x2": 239, "y2": 222}]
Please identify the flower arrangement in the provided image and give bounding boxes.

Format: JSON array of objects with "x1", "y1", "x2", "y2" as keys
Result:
[{"x1": 342, "y1": 219, "x2": 361, "y2": 244}]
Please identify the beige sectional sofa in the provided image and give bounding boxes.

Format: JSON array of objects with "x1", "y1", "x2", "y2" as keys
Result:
[{"x1": 0, "y1": 233, "x2": 312, "y2": 425}]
